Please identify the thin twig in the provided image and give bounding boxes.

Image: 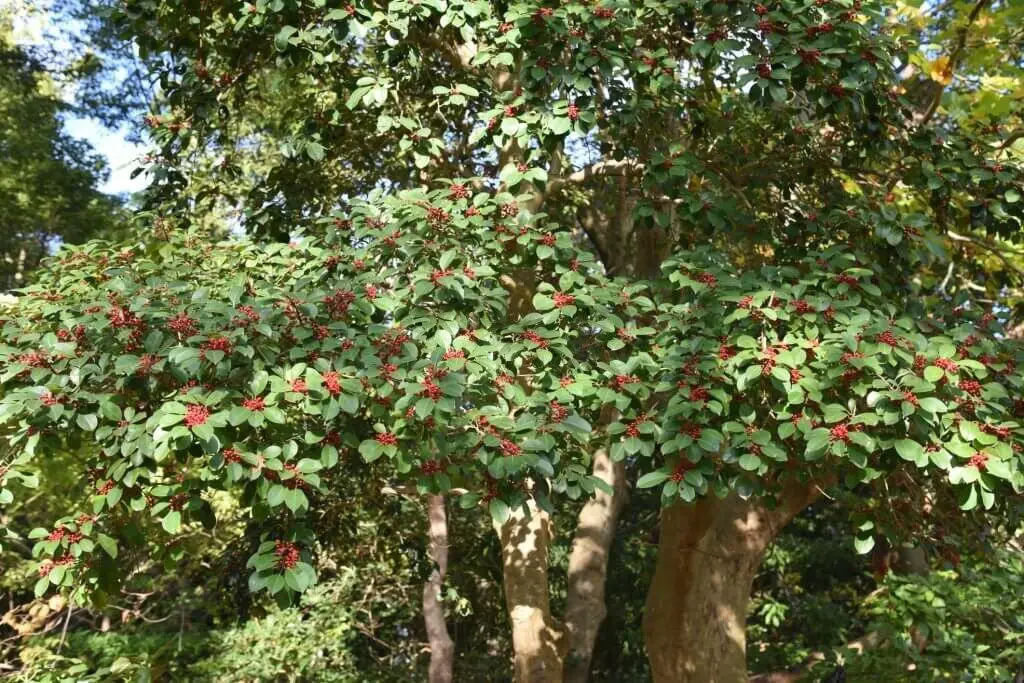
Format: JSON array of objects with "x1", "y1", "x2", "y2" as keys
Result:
[{"x1": 56, "y1": 603, "x2": 73, "y2": 654}]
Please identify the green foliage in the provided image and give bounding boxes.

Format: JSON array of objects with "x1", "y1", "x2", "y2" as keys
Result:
[
  {"x1": 845, "y1": 550, "x2": 1024, "y2": 681},
  {"x1": 1, "y1": 208, "x2": 1021, "y2": 605}
]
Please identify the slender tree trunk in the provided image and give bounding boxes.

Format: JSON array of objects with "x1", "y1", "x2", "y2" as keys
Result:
[
  {"x1": 563, "y1": 448, "x2": 628, "y2": 683},
  {"x1": 423, "y1": 494, "x2": 454, "y2": 683},
  {"x1": 643, "y1": 480, "x2": 821, "y2": 682},
  {"x1": 494, "y1": 500, "x2": 566, "y2": 683}
]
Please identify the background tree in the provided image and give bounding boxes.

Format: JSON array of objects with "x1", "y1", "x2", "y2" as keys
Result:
[{"x1": 0, "y1": 16, "x2": 128, "y2": 291}]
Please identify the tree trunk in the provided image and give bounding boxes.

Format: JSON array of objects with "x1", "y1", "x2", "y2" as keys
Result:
[
  {"x1": 494, "y1": 500, "x2": 566, "y2": 683},
  {"x1": 423, "y1": 494, "x2": 454, "y2": 683},
  {"x1": 563, "y1": 448, "x2": 628, "y2": 683},
  {"x1": 643, "y1": 481, "x2": 821, "y2": 683}
]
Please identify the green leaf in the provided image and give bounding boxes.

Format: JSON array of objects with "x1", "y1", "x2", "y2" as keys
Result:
[
  {"x1": 97, "y1": 534, "x2": 118, "y2": 559},
  {"x1": 894, "y1": 439, "x2": 923, "y2": 463},
  {"x1": 854, "y1": 535, "x2": 875, "y2": 554},
  {"x1": 274, "y1": 25, "x2": 298, "y2": 51},
  {"x1": 560, "y1": 415, "x2": 591, "y2": 434},
  {"x1": 923, "y1": 366, "x2": 944, "y2": 382},
  {"x1": 489, "y1": 498, "x2": 510, "y2": 524},
  {"x1": 359, "y1": 440, "x2": 383, "y2": 462},
  {"x1": 918, "y1": 397, "x2": 947, "y2": 413},
  {"x1": 548, "y1": 117, "x2": 571, "y2": 135},
  {"x1": 739, "y1": 453, "x2": 762, "y2": 471},
  {"x1": 637, "y1": 470, "x2": 670, "y2": 488},
  {"x1": 162, "y1": 510, "x2": 181, "y2": 534},
  {"x1": 76, "y1": 413, "x2": 98, "y2": 432}
]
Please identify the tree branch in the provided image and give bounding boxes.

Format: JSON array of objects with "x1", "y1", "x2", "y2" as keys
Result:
[
  {"x1": 916, "y1": 0, "x2": 991, "y2": 127},
  {"x1": 546, "y1": 158, "x2": 643, "y2": 197}
]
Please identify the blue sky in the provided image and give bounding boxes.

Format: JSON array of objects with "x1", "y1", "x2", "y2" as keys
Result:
[
  {"x1": 64, "y1": 118, "x2": 149, "y2": 196},
  {"x1": 12, "y1": 4, "x2": 150, "y2": 198}
]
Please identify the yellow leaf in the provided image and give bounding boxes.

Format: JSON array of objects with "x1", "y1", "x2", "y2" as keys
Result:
[{"x1": 929, "y1": 56, "x2": 954, "y2": 85}]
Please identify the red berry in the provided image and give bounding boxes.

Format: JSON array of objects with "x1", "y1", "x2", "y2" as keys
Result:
[
  {"x1": 242, "y1": 396, "x2": 265, "y2": 411},
  {"x1": 376, "y1": 432, "x2": 398, "y2": 446},
  {"x1": 829, "y1": 424, "x2": 850, "y2": 443},
  {"x1": 553, "y1": 292, "x2": 575, "y2": 308},
  {"x1": 184, "y1": 404, "x2": 210, "y2": 428}
]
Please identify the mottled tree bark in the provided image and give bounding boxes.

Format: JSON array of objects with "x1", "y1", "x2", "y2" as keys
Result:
[
  {"x1": 563, "y1": 448, "x2": 628, "y2": 683},
  {"x1": 643, "y1": 481, "x2": 821, "y2": 682},
  {"x1": 423, "y1": 494, "x2": 454, "y2": 683},
  {"x1": 494, "y1": 500, "x2": 566, "y2": 683}
]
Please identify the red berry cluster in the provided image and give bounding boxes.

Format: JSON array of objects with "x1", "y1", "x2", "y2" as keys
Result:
[
  {"x1": 107, "y1": 305, "x2": 142, "y2": 330},
  {"x1": 695, "y1": 272, "x2": 717, "y2": 286},
  {"x1": 442, "y1": 349, "x2": 466, "y2": 361},
  {"x1": 449, "y1": 184, "x2": 469, "y2": 200},
  {"x1": 167, "y1": 312, "x2": 198, "y2": 336},
  {"x1": 689, "y1": 385, "x2": 710, "y2": 402},
  {"x1": 611, "y1": 374, "x2": 640, "y2": 390},
  {"x1": 757, "y1": 62, "x2": 772, "y2": 79},
  {"x1": 184, "y1": 404, "x2": 210, "y2": 428},
  {"x1": 291, "y1": 378, "x2": 309, "y2": 394},
  {"x1": 959, "y1": 379, "x2": 982, "y2": 396},
  {"x1": 202, "y1": 336, "x2": 232, "y2": 354},
  {"x1": 903, "y1": 391, "x2": 920, "y2": 407},
  {"x1": 274, "y1": 541, "x2": 300, "y2": 570},
  {"x1": 806, "y1": 22, "x2": 833, "y2": 38},
  {"x1": 430, "y1": 268, "x2": 453, "y2": 285},
  {"x1": 829, "y1": 423, "x2": 850, "y2": 443},
  {"x1": 549, "y1": 401, "x2": 568, "y2": 423},
  {"x1": 426, "y1": 206, "x2": 451, "y2": 226},
  {"x1": 500, "y1": 439, "x2": 522, "y2": 457},
  {"x1": 840, "y1": 351, "x2": 865, "y2": 365},
  {"x1": 625, "y1": 413, "x2": 649, "y2": 438},
  {"x1": 500, "y1": 202, "x2": 519, "y2": 218},
  {"x1": 933, "y1": 357, "x2": 959, "y2": 373},
  {"x1": 876, "y1": 330, "x2": 900, "y2": 347},
  {"x1": 374, "y1": 327, "x2": 411, "y2": 359},
  {"x1": 790, "y1": 299, "x2": 813, "y2": 315},
  {"x1": 234, "y1": 305, "x2": 260, "y2": 326},
  {"x1": 680, "y1": 422, "x2": 702, "y2": 440},
  {"x1": 323, "y1": 289, "x2": 356, "y2": 319},
  {"x1": 553, "y1": 292, "x2": 575, "y2": 308},
  {"x1": 322, "y1": 371, "x2": 342, "y2": 396},
  {"x1": 522, "y1": 330, "x2": 549, "y2": 348},
  {"x1": 567, "y1": 103, "x2": 580, "y2": 121},
  {"x1": 421, "y1": 459, "x2": 444, "y2": 475},
  {"x1": 670, "y1": 459, "x2": 694, "y2": 482},
  {"x1": 223, "y1": 448, "x2": 242, "y2": 463},
  {"x1": 242, "y1": 396, "x2": 266, "y2": 411},
  {"x1": 966, "y1": 451, "x2": 988, "y2": 470},
  {"x1": 834, "y1": 273, "x2": 859, "y2": 287}
]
